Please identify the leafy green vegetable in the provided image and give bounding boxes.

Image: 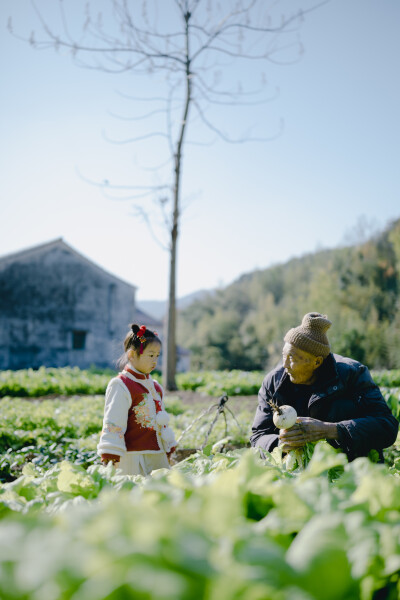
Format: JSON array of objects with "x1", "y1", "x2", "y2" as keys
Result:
[
  {"x1": 0, "y1": 368, "x2": 399, "y2": 597},
  {"x1": 176, "y1": 369, "x2": 264, "y2": 396},
  {"x1": 0, "y1": 446, "x2": 398, "y2": 598}
]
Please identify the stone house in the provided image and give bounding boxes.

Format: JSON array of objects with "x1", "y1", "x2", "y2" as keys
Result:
[{"x1": 0, "y1": 239, "x2": 162, "y2": 370}]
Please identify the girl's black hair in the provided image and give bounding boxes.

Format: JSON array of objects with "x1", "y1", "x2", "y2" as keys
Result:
[
  {"x1": 124, "y1": 324, "x2": 160, "y2": 353},
  {"x1": 117, "y1": 324, "x2": 161, "y2": 368}
]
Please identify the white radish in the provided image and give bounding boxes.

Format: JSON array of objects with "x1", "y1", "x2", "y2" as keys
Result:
[
  {"x1": 268, "y1": 400, "x2": 297, "y2": 429},
  {"x1": 268, "y1": 400, "x2": 311, "y2": 472}
]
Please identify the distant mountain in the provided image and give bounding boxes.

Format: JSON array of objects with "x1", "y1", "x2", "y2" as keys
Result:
[
  {"x1": 136, "y1": 300, "x2": 166, "y2": 321},
  {"x1": 177, "y1": 218, "x2": 400, "y2": 372},
  {"x1": 137, "y1": 289, "x2": 215, "y2": 321}
]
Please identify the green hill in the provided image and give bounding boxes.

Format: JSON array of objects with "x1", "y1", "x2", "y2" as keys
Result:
[{"x1": 178, "y1": 218, "x2": 400, "y2": 371}]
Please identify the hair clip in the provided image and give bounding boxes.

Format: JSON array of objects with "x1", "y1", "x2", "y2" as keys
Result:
[
  {"x1": 137, "y1": 325, "x2": 147, "y2": 342},
  {"x1": 136, "y1": 325, "x2": 147, "y2": 354}
]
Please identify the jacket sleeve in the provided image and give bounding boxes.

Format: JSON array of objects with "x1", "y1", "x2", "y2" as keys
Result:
[
  {"x1": 97, "y1": 378, "x2": 131, "y2": 459},
  {"x1": 336, "y1": 366, "x2": 399, "y2": 459},
  {"x1": 250, "y1": 373, "x2": 280, "y2": 453}
]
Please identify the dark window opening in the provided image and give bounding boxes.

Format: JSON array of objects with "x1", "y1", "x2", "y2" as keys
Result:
[{"x1": 72, "y1": 330, "x2": 87, "y2": 350}]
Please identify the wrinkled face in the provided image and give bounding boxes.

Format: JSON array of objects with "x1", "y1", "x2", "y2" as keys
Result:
[
  {"x1": 129, "y1": 341, "x2": 161, "y2": 374},
  {"x1": 282, "y1": 342, "x2": 322, "y2": 385}
]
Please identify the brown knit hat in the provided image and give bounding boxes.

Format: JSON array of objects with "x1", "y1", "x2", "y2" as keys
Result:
[{"x1": 284, "y1": 312, "x2": 332, "y2": 358}]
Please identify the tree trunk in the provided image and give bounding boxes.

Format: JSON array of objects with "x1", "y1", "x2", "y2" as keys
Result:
[
  {"x1": 163, "y1": 211, "x2": 178, "y2": 390},
  {"x1": 162, "y1": 10, "x2": 192, "y2": 391}
]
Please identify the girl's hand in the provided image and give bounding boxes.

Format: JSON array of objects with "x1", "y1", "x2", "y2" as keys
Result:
[
  {"x1": 167, "y1": 446, "x2": 177, "y2": 461},
  {"x1": 101, "y1": 454, "x2": 120, "y2": 466},
  {"x1": 279, "y1": 417, "x2": 338, "y2": 451}
]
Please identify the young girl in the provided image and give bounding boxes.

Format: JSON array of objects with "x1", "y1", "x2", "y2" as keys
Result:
[{"x1": 97, "y1": 324, "x2": 177, "y2": 476}]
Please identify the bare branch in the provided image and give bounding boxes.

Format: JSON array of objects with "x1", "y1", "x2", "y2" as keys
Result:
[
  {"x1": 27, "y1": 1, "x2": 188, "y2": 69},
  {"x1": 102, "y1": 129, "x2": 169, "y2": 145},
  {"x1": 107, "y1": 107, "x2": 167, "y2": 122},
  {"x1": 141, "y1": 156, "x2": 173, "y2": 172},
  {"x1": 193, "y1": 71, "x2": 279, "y2": 106},
  {"x1": 189, "y1": 1, "x2": 329, "y2": 63},
  {"x1": 114, "y1": 90, "x2": 173, "y2": 103},
  {"x1": 193, "y1": 38, "x2": 301, "y2": 62},
  {"x1": 75, "y1": 166, "x2": 170, "y2": 195},
  {"x1": 192, "y1": 98, "x2": 283, "y2": 144},
  {"x1": 158, "y1": 195, "x2": 173, "y2": 233},
  {"x1": 101, "y1": 187, "x2": 160, "y2": 201},
  {"x1": 130, "y1": 205, "x2": 170, "y2": 251},
  {"x1": 185, "y1": 135, "x2": 218, "y2": 146}
]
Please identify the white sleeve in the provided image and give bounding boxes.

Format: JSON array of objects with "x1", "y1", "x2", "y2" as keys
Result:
[{"x1": 97, "y1": 378, "x2": 131, "y2": 457}]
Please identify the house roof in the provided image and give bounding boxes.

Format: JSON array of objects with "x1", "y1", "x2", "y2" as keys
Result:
[
  {"x1": 0, "y1": 238, "x2": 138, "y2": 290},
  {"x1": 133, "y1": 307, "x2": 163, "y2": 330}
]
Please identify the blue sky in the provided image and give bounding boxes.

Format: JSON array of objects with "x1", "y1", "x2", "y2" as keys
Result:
[{"x1": 1, "y1": 0, "x2": 399, "y2": 301}]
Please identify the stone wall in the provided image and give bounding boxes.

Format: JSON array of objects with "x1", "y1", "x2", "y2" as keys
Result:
[{"x1": 0, "y1": 242, "x2": 136, "y2": 369}]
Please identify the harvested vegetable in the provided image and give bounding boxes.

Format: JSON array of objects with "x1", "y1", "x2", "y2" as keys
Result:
[
  {"x1": 268, "y1": 399, "x2": 313, "y2": 471},
  {"x1": 268, "y1": 400, "x2": 298, "y2": 429}
]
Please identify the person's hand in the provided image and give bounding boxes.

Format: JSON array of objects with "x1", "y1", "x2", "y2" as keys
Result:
[
  {"x1": 167, "y1": 446, "x2": 177, "y2": 462},
  {"x1": 101, "y1": 454, "x2": 120, "y2": 466},
  {"x1": 278, "y1": 417, "x2": 338, "y2": 451}
]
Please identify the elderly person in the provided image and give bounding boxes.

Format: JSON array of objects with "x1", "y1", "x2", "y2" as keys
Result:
[{"x1": 250, "y1": 312, "x2": 398, "y2": 461}]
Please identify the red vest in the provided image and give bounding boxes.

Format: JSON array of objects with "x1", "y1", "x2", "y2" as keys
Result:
[{"x1": 118, "y1": 369, "x2": 164, "y2": 452}]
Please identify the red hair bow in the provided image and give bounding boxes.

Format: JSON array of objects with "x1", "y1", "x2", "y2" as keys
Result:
[
  {"x1": 137, "y1": 325, "x2": 146, "y2": 339},
  {"x1": 137, "y1": 325, "x2": 147, "y2": 353}
]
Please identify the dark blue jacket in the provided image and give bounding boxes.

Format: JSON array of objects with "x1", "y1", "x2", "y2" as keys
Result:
[{"x1": 250, "y1": 353, "x2": 399, "y2": 461}]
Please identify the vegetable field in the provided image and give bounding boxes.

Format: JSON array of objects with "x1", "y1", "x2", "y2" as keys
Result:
[
  {"x1": 1, "y1": 366, "x2": 400, "y2": 398},
  {"x1": 1, "y1": 368, "x2": 400, "y2": 599}
]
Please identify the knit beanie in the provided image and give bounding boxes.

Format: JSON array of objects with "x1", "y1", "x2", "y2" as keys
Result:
[{"x1": 284, "y1": 312, "x2": 332, "y2": 358}]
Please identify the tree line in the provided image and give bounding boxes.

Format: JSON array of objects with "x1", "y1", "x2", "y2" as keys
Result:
[{"x1": 177, "y1": 218, "x2": 400, "y2": 371}]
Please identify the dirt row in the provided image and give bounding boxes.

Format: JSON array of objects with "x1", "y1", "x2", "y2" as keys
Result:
[{"x1": 168, "y1": 389, "x2": 258, "y2": 412}]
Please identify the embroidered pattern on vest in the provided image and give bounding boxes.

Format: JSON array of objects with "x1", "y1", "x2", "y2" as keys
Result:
[{"x1": 133, "y1": 396, "x2": 156, "y2": 430}]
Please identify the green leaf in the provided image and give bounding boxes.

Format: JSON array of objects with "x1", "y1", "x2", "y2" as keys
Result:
[
  {"x1": 286, "y1": 513, "x2": 358, "y2": 600},
  {"x1": 57, "y1": 461, "x2": 100, "y2": 499},
  {"x1": 300, "y1": 442, "x2": 348, "y2": 479}
]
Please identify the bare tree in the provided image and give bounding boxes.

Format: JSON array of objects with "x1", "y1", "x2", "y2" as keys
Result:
[{"x1": 9, "y1": 0, "x2": 329, "y2": 389}]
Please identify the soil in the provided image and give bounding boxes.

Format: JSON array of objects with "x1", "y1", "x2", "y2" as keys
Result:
[
  {"x1": 12, "y1": 390, "x2": 259, "y2": 410},
  {"x1": 166, "y1": 389, "x2": 258, "y2": 412},
  {"x1": 167, "y1": 390, "x2": 257, "y2": 464}
]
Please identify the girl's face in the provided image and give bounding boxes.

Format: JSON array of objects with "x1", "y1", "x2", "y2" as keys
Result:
[{"x1": 129, "y1": 341, "x2": 161, "y2": 374}]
